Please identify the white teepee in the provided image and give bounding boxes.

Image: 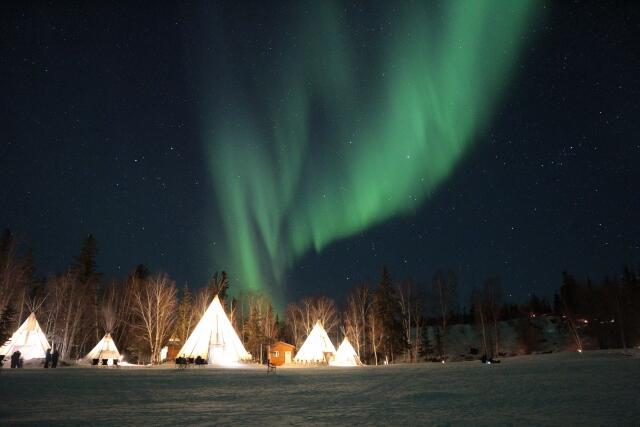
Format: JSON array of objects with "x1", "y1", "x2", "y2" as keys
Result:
[
  {"x1": 294, "y1": 320, "x2": 336, "y2": 364},
  {"x1": 83, "y1": 333, "x2": 122, "y2": 364},
  {"x1": 0, "y1": 312, "x2": 51, "y2": 360},
  {"x1": 330, "y1": 337, "x2": 362, "y2": 366},
  {"x1": 178, "y1": 295, "x2": 251, "y2": 365}
]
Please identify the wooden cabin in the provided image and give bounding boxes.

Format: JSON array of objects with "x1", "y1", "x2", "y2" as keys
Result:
[
  {"x1": 268, "y1": 341, "x2": 296, "y2": 366},
  {"x1": 167, "y1": 337, "x2": 182, "y2": 361}
]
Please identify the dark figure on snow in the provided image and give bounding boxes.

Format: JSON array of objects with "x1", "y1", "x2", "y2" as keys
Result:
[
  {"x1": 44, "y1": 348, "x2": 52, "y2": 368},
  {"x1": 51, "y1": 349, "x2": 59, "y2": 368}
]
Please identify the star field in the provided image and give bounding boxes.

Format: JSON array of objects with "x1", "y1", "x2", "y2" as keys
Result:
[{"x1": 1, "y1": 1, "x2": 639, "y2": 306}]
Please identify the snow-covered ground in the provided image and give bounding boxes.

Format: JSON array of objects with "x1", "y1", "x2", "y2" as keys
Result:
[{"x1": 1, "y1": 351, "x2": 638, "y2": 425}]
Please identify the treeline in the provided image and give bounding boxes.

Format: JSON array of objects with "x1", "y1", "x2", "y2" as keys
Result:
[
  {"x1": 554, "y1": 270, "x2": 640, "y2": 351},
  {"x1": 1, "y1": 229, "x2": 639, "y2": 364}
]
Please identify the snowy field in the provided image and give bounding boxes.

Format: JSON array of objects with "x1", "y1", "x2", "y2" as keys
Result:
[{"x1": 1, "y1": 351, "x2": 638, "y2": 426}]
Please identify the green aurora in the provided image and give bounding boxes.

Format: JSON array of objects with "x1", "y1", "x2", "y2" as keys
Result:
[{"x1": 202, "y1": 1, "x2": 540, "y2": 307}]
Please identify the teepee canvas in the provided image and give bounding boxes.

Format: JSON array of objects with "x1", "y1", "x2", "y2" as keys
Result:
[
  {"x1": 294, "y1": 320, "x2": 336, "y2": 364},
  {"x1": 178, "y1": 295, "x2": 251, "y2": 364},
  {"x1": 0, "y1": 312, "x2": 51, "y2": 360},
  {"x1": 83, "y1": 333, "x2": 121, "y2": 364},
  {"x1": 330, "y1": 337, "x2": 362, "y2": 366}
]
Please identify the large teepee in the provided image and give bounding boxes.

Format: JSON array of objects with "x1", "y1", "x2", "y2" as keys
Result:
[
  {"x1": 83, "y1": 333, "x2": 122, "y2": 365},
  {"x1": 0, "y1": 313, "x2": 51, "y2": 360},
  {"x1": 178, "y1": 295, "x2": 251, "y2": 364},
  {"x1": 294, "y1": 320, "x2": 336, "y2": 364},
  {"x1": 330, "y1": 337, "x2": 362, "y2": 366}
]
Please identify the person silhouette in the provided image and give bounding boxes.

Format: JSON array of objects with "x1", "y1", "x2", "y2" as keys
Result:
[
  {"x1": 14, "y1": 350, "x2": 23, "y2": 368},
  {"x1": 10, "y1": 351, "x2": 18, "y2": 368},
  {"x1": 51, "y1": 349, "x2": 59, "y2": 368},
  {"x1": 45, "y1": 348, "x2": 52, "y2": 368}
]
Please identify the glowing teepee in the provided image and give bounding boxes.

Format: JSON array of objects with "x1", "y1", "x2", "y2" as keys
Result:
[
  {"x1": 330, "y1": 337, "x2": 362, "y2": 366},
  {"x1": 294, "y1": 320, "x2": 336, "y2": 364},
  {"x1": 83, "y1": 333, "x2": 122, "y2": 364},
  {"x1": 0, "y1": 312, "x2": 51, "y2": 360},
  {"x1": 178, "y1": 295, "x2": 251, "y2": 364}
]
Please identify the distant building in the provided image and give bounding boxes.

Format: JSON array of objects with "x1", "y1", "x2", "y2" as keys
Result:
[
  {"x1": 167, "y1": 336, "x2": 182, "y2": 361},
  {"x1": 269, "y1": 341, "x2": 295, "y2": 366}
]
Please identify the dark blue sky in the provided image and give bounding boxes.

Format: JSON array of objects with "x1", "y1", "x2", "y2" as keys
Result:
[{"x1": 2, "y1": 1, "x2": 639, "y2": 306}]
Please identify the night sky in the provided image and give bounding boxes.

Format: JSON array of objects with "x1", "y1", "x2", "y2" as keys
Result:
[{"x1": 2, "y1": 1, "x2": 639, "y2": 309}]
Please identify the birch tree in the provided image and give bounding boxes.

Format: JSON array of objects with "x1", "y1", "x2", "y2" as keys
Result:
[
  {"x1": 310, "y1": 296, "x2": 338, "y2": 337},
  {"x1": 44, "y1": 271, "x2": 90, "y2": 359},
  {"x1": 396, "y1": 280, "x2": 415, "y2": 362},
  {"x1": 344, "y1": 283, "x2": 370, "y2": 360},
  {"x1": 131, "y1": 272, "x2": 177, "y2": 364},
  {"x1": 0, "y1": 230, "x2": 32, "y2": 324},
  {"x1": 432, "y1": 270, "x2": 457, "y2": 360},
  {"x1": 285, "y1": 302, "x2": 304, "y2": 348},
  {"x1": 483, "y1": 277, "x2": 502, "y2": 357}
]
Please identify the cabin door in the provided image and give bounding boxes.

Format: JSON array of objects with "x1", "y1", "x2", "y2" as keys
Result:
[{"x1": 284, "y1": 351, "x2": 291, "y2": 364}]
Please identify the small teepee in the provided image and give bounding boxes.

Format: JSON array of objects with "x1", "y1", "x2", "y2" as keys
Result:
[
  {"x1": 294, "y1": 320, "x2": 336, "y2": 364},
  {"x1": 0, "y1": 312, "x2": 51, "y2": 360},
  {"x1": 83, "y1": 333, "x2": 121, "y2": 365},
  {"x1": 330, "y1": 336, "x2": 362, "y2": 366},
  {"x1": 178, "y1": 295, "x2": 251, "y2": 365}
]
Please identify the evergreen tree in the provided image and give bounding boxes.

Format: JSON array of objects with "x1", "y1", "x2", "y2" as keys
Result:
[
  {"x1": 244, "y1": 305, "x2": 264, "y2": 362},
  {"x1": 434, "y1": 326, "x2": 444, "y2": 360},
  {"x1": 72, "y1": 234, "x2": 102, "y2": 341},
  {"x1": 18, "y1": 248, "x2": 42, "y2": 323},
  {"x1": 528, "y1": 294, "x2": 544, "y2": 314},
  {"x1": 72, "y1": 234, "x2": 101, "y2": 283},
  {"x1": 515, "y1": 310, "x2": 542, "y2": 354},
  {"x1": 0, "y1": 229, "x2": 13, "y2": 261},
  {"x1": 553, "y1": 293, "x2": 562, "y2": 315},
  {"x1": 132, "y1": 264, "x2": 150, "y2": 281},
  {"x1": 560, "y1": 271, "x2": 581, "y2": 314},
  {"x1": 0, "y1": 304, "x2": 16, "y2": 345},
  {"x1": 175, "y1": 285, "x2": 193, "y2": 344},
  {"x1": 373, "y1": 266, "x2": 407, "y2": 362},
  {"x1": 208, "y1": 271, "x2": 230, "y2": 304},
  {"x1": 419, "y1": 324, "x2": 433, "y2": 360}
]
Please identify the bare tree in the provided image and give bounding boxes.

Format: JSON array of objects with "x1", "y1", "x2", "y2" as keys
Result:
[
  {"x1": 243, "y1": 291, "x2": 277, "y2": 363},
  {"x1": 300, "y1": 297, "x2": 316, "y2": 336},
  {"x1": 111, "y1": 266, "x2": 149, "y2": 362},
  {"x1": 483, "y1": 277, "x2": 502, "y2": 357},
  {"x1": 344, "y1": 283, "x2": 370, "y2": 360},
  {"x1": 396, "y1": 280, "x2": 425, "y2": 362},
  {"x1": 101, "y1": 280, "x2": 123, "y2": 333},
  {"x1": 367, "y1": 309, "x2": 383, "y2": 365},
  {"x1": 0, "y1": 230, "x2": 32, "y2": 324},
  {"x1": 43, "y1": 271, "x2": 90, "y2": 359},
  {"x1": 397, "y1": 279, "x2": 417, "y2": 362},
  {"x1": 208, "y1": 271, "x2": 229, "y2": 304},
  {"x1": 131, "y1": 272, "x2": 177, "y2": 364},
  {"x1": 285, "y1": 302, "x2": 304, "y2": 348},
  {"x1": 193, "y1": 286, "x2": 215, "y2": 320},
  {"x1": 472, "y1": 287, "x2": 489, "y2": 357},
  {"x1": 310, "y1": 296, "x2": 338, "y2": 336},
  {"x1": 432, "y1": 270, "x2": 457, "y2": 359},
  {"x1": 288, "y1": 296, "x2": 339, "y2": 349},
  {"x1": 174, "y1": 285, "x2": 194, "y2": 345}
]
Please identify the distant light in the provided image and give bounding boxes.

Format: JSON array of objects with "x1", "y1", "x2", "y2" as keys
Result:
[
  {"x1": 441, "y1": 360, "x2": 445, "y2": 364},
  {"x1": 577, "y1": 349, "x2": 583, "y2": 353}
]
